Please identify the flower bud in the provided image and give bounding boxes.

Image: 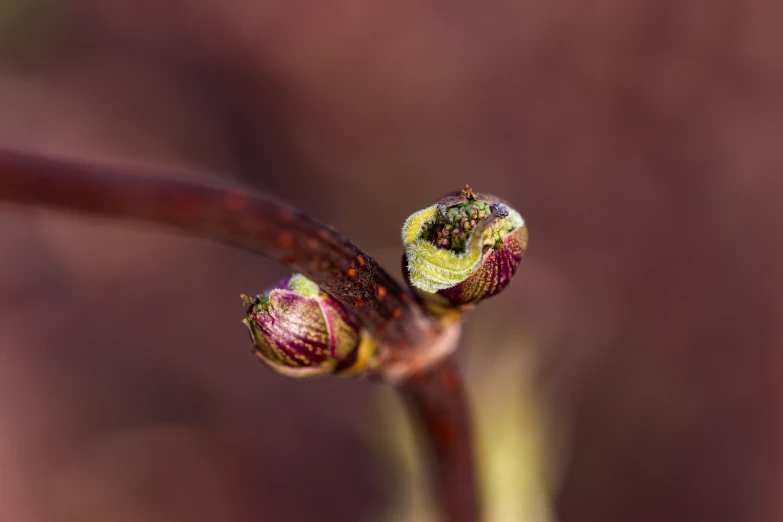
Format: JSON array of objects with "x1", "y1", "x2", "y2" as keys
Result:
[
  {"x1": 242, "y1": 274, "x2": 375, "y2": 378},
  {"x1": 402, "y1": 186, "x2": 527, "y2": 307}
]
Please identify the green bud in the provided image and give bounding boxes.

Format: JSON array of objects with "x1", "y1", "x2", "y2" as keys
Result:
[{"x1": 401, "y1": 186, "x2": 528, "y2": 307}]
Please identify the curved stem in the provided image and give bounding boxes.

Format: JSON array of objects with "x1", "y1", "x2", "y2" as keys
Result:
[
  {"x1": 0, "y1": 146, "x2": 480, "y2": 521},
  {"x1": 399, "y1": 356, "x2": 480, "y2": 522},
  {"x1": 0, "y1": 148, "x2": 421, "y2": 345}
]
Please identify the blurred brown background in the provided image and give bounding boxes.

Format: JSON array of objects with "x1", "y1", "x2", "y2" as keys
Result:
[{"x1": 1, "y1": 1, "x2": 782, "y2": 521}]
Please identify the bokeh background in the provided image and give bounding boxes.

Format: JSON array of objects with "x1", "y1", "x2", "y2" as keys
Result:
[{"x1": 1, "y1": 1, "x2": 782, "y2": 521}]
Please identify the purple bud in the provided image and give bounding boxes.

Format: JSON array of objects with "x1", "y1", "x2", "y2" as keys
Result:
[{"x1": 243, "y1": 274, "x2": 371, "y2": 378}]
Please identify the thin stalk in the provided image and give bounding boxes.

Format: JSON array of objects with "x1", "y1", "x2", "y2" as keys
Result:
[{"x1": 399, "y1": 355, "x2": 480, "y2": 522}]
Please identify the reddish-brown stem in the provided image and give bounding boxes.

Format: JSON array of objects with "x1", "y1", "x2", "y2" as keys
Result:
[
  {"x1": 400, "y1": 355, "x2": 480, "y2": 522},
  {"x1": 0, "y1": 147, "x2": 480, "y2": 522},
  {"x1": 0, "y1": 148, "x2": 420, "y2": 345}
]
